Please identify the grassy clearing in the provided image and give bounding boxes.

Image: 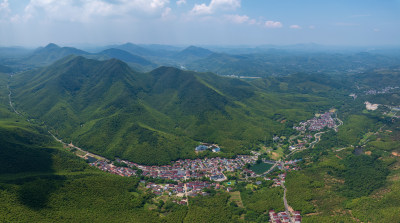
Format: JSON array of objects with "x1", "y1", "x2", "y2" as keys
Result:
[
  {"x1": 250, "y1": 162, "x2": 273, "y2": 174},
  {"x1": 229, "y1": 191, "x2": 244, "y2": 208}
]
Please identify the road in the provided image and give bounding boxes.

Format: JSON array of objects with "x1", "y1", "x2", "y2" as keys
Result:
[
  {"x1": 334, "y1": 114, "x2": 343, "y2": 132},
  {"x1": 261, "y1": 161, "x2": 279, "y2": 176},
  {"x1": 279, "y1": 113, "x2": 344, "y2": 222},
  {"x1": 7, "y1": 84, "x2": 20, "y2": 115},
  {"x1": 48, "y1": 131, "x2": 109, "y2": 162},
  {"x1": 278, "y1": 160, "x2": 294, "y2": 223},
  {"x1": 282, "y1": 180, "x2": 290, "y2": 220}
]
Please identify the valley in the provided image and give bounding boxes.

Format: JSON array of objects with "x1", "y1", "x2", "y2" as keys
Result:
[
  {"x1": 2, "y1": 1, "x2": 400, "y2": 222},
  {"x1": 1, "y1": 43, "x2": 400, "y2": 223}
]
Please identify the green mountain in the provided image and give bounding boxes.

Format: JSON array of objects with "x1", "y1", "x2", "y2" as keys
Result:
[
  {"x1": 3, "y1": 56, "x2": 400, "y2": 222},
  {"x1": 174, "y1": 46, "x2": 214, "y2": 61},
  {"x1": 0, "y1": 72, "x2": 239, "y2": 222},
  {"x1": 115, "y1": 42, "x2": 155, "y2": 56},
  {"x1": 10, "y1": 56, "x2": 334, "y2": 165},
  {"x1": 99, "y1": 48, "x2": 153, "y2": 66},
  {"x1": 25, "y1": 43, "x2": 90, "y2": 66}
]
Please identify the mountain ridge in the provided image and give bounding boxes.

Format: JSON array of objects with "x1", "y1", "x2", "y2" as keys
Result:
[{"x1": 10, "y1": 55, "x2": 332, "y2": 164}]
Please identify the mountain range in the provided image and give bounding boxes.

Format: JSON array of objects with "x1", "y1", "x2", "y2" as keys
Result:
[
  {"x1": 4, "y1": 42, "x2": 400, "y2": 78},
  {"x1": 9, "y1": 55, "x2": 334, "y2": 164}
]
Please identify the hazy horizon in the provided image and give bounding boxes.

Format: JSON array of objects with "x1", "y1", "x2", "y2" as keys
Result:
[{"x1": 1, "y1": 0, "x2": 399, "y2": 47}]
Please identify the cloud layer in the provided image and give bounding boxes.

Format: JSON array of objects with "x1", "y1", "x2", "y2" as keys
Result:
[
  {"x1": 2, "y1": 0, "x2": 397, "y2": 46},
  {"x1": 19, "y1": 0, "x2": 170, "y2": 23}
]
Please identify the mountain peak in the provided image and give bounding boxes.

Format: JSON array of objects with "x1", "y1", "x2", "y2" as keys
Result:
[
  {"x1": 177, "y1": 46, "x2": 213, "y2": 59},
  {"x1": 44, "y1": 43, "x2": 60, "y2": 49}
]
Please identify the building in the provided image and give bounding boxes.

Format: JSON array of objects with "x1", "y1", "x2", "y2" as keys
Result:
[
  {"x1": 212, "y1": 146, "x2": 221, "y2": 153},
  {"x1": 195, "y1": 145, "x2": 208, "y2": 152}
]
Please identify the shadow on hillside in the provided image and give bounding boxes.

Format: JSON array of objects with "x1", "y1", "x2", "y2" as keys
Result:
[
  {"x1": 0, "y1": 142, "x2": 65, "y2": 210},
  {"x1": 17, "y1": 175, "x2": 66, "y2": 210}
]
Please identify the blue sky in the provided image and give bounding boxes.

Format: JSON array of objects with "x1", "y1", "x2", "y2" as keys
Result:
[{"x1": 0, "y1": 0, "x2": 399, "y2": 47}]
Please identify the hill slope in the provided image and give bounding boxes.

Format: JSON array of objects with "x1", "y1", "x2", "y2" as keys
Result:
[
  {"x1": 99, "y1": 48, "x2": 153, "y2": 66},
  {"x1": 10, "y1": 56, "x2": 334, "y2": 164}
]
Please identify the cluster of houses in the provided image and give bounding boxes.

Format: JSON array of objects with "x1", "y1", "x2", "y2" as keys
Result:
[
  {"x1": 269, "y1": 210, "x2": 301, "y2": 223},
  {"x1": 293, "y1": 112, "x2": 336, "y2": 132},
  {"x1": 195, "y1": 143, "x2": 221, "y2": 153},
  {"x1": 90, "y1": 155, "x2": 257, "y2": 183},
  {"x1": 266, "y1": 160, "x2": 301, "y2": 187},
  {"x1": 242, "y1": 168, "x2": 257, "y2": 177},
  {"x1": 138, "y1": 156, "x2": 257, "y2": 181},
  {"x1": 364, "y1": 86, "x2": 399, "y2": 95},
  {"x1": 289, "y1": 135, "x2": 313, "y2": 151},
  {"x1": 89, "y1": 160, "x2": 137, "y2": 177},
  {"x1": 281, "y1": 159, "x2": 302, "y2": 172},
  {"x1": 145, "y1": 181, "x2": 219, "y2": 197},
  {"x1": 267, "y1": 172, "x2": 286, "y2": 187}
]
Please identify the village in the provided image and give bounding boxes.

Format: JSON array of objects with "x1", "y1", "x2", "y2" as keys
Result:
[
  {"x1": 80, "y1": 110, "x2": 341, "y2": 223},
  {"x1": 269, "y1": 210, "x2": 302, "y2": 223},
  {"x1": 90, "y1": 155, "x2": 258, "y2": 180},
  {"x1": 293, "y1": 111, "x2": 337, "y2": 132},
  {"x1": 364, "y1": 86, "x2": 399, "y2": 95}
]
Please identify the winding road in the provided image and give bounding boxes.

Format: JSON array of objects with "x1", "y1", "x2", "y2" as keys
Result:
[{"x1": 279, "y1": 114, "x2": 344, "y2": 222}]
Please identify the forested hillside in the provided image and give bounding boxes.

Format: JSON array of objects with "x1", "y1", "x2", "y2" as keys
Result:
[{"x1": 10, "y1": 56, "x2": 336, "y2": 165}]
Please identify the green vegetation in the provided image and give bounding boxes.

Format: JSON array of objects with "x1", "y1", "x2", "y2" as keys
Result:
[
  {"x1": 286, "y1": 171, "x2": 322, "y2": 214},
  {"x1": 249, "y1": 162, "x2": 273, "y2": 174},
  {"x1": 338, "y1": 155, "x2": 389, "y2": 198},
  {"x1": 2, "y1": 50, "x2": 400, "y2": 222},
  {"x1": 286, "y1": 111, "x2": 400, "y2": 222},
  {"x1": 10, "y1": 56, "x2": 331, "y2": 165},
  {"x1": 185, "y1": 193, "x2": 242, "y2": 222},
  {"x1": 241, "y1": 186, "x2": 284, "y2": 215}
]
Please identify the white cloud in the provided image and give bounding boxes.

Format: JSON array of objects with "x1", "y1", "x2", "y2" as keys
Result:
[
  {"x1": 191, "y1": 0, "x2": 241, "y2": 15},
  {"x1": 265, "y1": 20, "x2": 282, "y2": 28},
  {"x1": 176, "y1": 0, "x2": 186, "y2": 6},
  {"x1": 21, "y1": 0, "x2": 170, "y2": 22},
  {"x1": 191, "y1": 3, "x2": 212, "y2": 15},
  {"x1": 0, "y1": 0, "x2": 9, "y2": 11},
  {"x1": 290, "y1": 24, "x2": 301, "y2": 29},
  {"x1": 224, "y1": 14, "x2": 249, "y2": 24},
  {"x1": 0, "y1": 0, "x2": 10, "y2": 20},
  {"x1": 161, "y1": 7, "x2": 173, "y2": 19}
]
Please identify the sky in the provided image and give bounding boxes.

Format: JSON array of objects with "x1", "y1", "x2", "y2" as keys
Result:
[{"x1": 0, "y1": 0, "x2": 400, "y2": 47}]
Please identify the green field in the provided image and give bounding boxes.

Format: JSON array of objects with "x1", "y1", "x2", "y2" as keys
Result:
[{"x1": 249, "y1": 162, "x2": 273, "y2": 174}]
